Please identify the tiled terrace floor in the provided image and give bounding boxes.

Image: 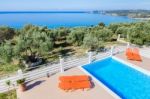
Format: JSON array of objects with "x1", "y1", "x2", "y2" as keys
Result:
[{"x1": 17, "y1": 67, "x2": 115, "y2": 99}]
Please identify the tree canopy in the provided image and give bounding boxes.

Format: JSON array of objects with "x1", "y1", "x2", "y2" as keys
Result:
[{"x1": 0, "y1": 21, "x2": 150, "y2": 73}]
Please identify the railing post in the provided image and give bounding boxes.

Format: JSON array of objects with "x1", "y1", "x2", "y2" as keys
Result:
[
  {"x1": 17, "y1": 69, "x2": 23, "y2": 79},
  {"x1": 59, "y1": 56, "x2": 64, "y2": 73},
  {"x1": 88, "y1": 51, "x2": 92, "y2": 63},
  {"x1": 110, "y1": 46, "x2": 114, "y2": 56},
  {"x1": 117, "y1": 34, "x2": 120, "y2": 41},
  {"x1": 127, "y1": 42, "x2": 130, "y2": 48}
]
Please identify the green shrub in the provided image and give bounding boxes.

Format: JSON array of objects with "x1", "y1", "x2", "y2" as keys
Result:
[
  {"x1": 0, "y1": 90, "x2": 17, "y2": 99},
  {"x1": 16, "y1": 78, "x2": 25, "y2": 85}
]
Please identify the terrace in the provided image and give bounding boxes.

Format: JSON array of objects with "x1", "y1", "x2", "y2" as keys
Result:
[{"x1": 17, "y1": 67, "x2": 115, "y2": 99}]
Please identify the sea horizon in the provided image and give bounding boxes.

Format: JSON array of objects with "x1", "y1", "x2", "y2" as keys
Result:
[
  {"x1": 0, "y1": 9, "x2": 150, "y2": 13},
  {"x1": 0, "y1": 11, "x2": 90, "y2": 14}
]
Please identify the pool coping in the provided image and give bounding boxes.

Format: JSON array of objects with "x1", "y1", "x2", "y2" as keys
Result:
[{"x1": 79, "y1": 56, "x2": 121, "y2": 99}]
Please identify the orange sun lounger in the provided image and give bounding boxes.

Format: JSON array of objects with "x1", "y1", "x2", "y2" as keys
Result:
[
  {"x1": 59, "y1": 75, "x2": 90, "y2": 82},
  {"x1": 126, "y1": 48, "x2": 134, "y2": 60},
  {"x1": 59, "y1": 81, "x2": 91, "y2": 91},
  {"x1": 59, "y1": 82, "x2": 72, "y2": 91},
  {"x1": 126, "y1": 48, "x2": 130, "y2": 56},
  {"x1": 59, "y1": 76, "x2": 74, "y2": 82},
  {"x1": 73, "y1": 81, "x2": 92, "y2": 90},
  {"x1": 132, "y1": 48, "x2": 142, "y2": 61}
]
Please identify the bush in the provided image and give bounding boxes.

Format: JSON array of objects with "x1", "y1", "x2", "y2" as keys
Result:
[
  {"x1": 0, "y1": 90, "x2": 17, "y2": 99},
  {"x1": 17, "y1": 78, "x2": 26, "y2": 85},
  {"x1": 67, "y1": 28, "x2": 86, "y2": 46},
  {"x1": 0, "y1": 27, "x2": 15, "y2": 43}
]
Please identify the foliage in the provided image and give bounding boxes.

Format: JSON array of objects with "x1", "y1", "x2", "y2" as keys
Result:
[
  {"x1": 0, "y1": 90, "x2": 17, "y2": 99},
  {"x1": 115, "y1": 26, "x2": 129, "y2": 38},
  {"x1": 82, "y1": 27, "x2": 112, "y2": 50},
  {"x1": 95, "y1": 28, "x2": 113, "y2": 41},
  {"x1": 0, "y1": 41, "x2": 14, "y2": 63},
  {"x1": 53, "y1": 27, "x2": 70, "y2": 40},
  {"x1": 108, "y1": 23, "x2": 120, "y2": 33},
  {"x1": 67, "y1": 28, "x2": 86, "y2": 46},
  {"x1": 83, "y1": 34, "x2": 104, "y2": 50},
  {"x1": 16, "y1": 78, "x2": 26, "y2": 85},
  {"x1": 0, "y1": 64, "x2": 19, "y2": 76},
  {"x1": 98, "y1": 22, "x2": 105, "y2": 27},
  {"x1": 108, "y1": 22, "x2": 150, "y2": 45},
  {"x1": 6, "y1": 80, "x2": 11, "y2": 86},
  {"x1": 6, "y1": 80, "x2": 11, "y2": 92},
  {"x1": 0, "y1": 26, "x2": 15, "y2": 43}
]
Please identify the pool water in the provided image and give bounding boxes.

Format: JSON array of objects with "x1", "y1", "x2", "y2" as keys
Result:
[{"x1": 83, "y1": 57, "x2": 150, "y2": 99}]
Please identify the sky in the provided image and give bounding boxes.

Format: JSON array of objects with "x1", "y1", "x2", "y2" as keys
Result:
[{"x1": 0, "y1": 0, "x2": 150, "y2": 11}]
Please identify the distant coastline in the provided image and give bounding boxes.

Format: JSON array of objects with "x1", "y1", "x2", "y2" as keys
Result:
[
  {"x1": 131, "y1": 17, "x2": 150, "y2": 20},
  {"x1": 104, "y1": 10, "x2": 150, "y2": 20}
]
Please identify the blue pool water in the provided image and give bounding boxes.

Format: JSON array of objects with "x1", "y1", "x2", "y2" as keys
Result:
[
  {"x1": 0, "y1": 12, "x2": 134, "y2": 28},
  {"x1": 83, "y1": 57, "x2": 150, "y2": 99}
]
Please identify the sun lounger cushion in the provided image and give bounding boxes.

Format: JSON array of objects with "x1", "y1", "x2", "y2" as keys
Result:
[
  {"x1": 59, "y1": 81, "x2": 91, "y2": 90},
  {"x1": 126, "y1": 48, "x2": 134, "y2": 60},
  {"x1": 132, "y1": 48, "x2": 142, "y2": 61},
  {"x1": 59, "y1": 75, "x2": 90, "y2": 82},
  {"x1": 125, "y1": 48, "x2": 142, "y2": 61}
]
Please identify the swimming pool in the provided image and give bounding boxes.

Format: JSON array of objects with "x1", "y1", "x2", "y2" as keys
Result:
[{"x1": 82, "y1": 57, "x2": 150, "y2": 99}]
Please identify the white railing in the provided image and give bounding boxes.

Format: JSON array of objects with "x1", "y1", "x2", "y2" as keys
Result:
[
  {"x1": 0, "y1": 46, "x2": 124, "y2": 93},
  {"x1": 112, "y1": 45, "x2": 126, "y2": 55}
]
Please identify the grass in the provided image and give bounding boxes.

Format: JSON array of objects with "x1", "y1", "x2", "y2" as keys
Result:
[
  {"x1": 0, "y1": 64, "x2": 19, "y2": 77},
  {"x1": 0, "y1": 90, "x2": 17, "y2": 99}
]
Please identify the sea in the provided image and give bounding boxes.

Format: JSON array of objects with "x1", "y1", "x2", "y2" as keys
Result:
[{"x1": 0, "y1": 12, "x2": 135, "y2": 28}]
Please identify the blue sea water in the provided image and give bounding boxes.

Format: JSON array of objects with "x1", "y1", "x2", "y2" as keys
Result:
[
  {"x1": 83, "y1": 57, "x2": 150, "y2": 99},
  {"x1": 0, "y1": 12, "x2": 134, "y2": 28}
]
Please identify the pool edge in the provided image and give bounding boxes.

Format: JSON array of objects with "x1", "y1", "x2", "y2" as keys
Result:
[{"x1": 79, "y1": 56, "x2": 121, "y2": 99}]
